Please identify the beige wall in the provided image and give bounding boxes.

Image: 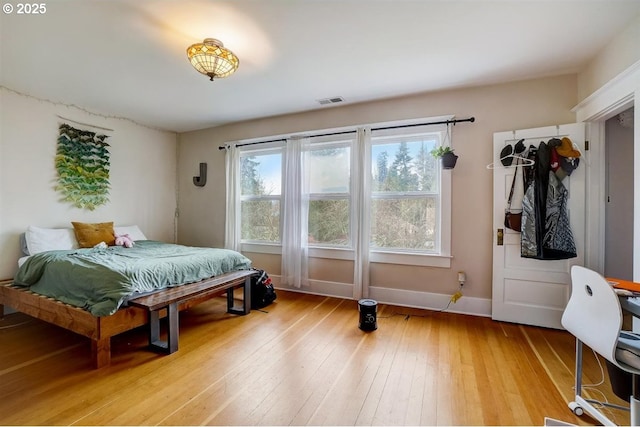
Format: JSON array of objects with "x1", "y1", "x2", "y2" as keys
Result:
[
  {"x1": 0, "y1": 88, "x2": 178, "y2": 280},
  {"x1": 575, "y1": 15, "x2": 639, "y2": 284},
  {"x1": 578, "y1": 14, "x2": 640, "y2": 102},
  {"x1": 177, "y1": 74, "x2": 577, "y2": 303}
]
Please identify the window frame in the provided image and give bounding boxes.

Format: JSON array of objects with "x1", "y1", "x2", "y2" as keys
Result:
[
  {"x1": 233, "y1": 116, "x2": 453, "y2": 268},
  {"x1": 238, "y1": 143, "x2": 284, "y2": 247},
  {"x1": 367, "y1": 124, "x2": 452, "y2": 267},
  {"x1": 306, "y1": 134, "x2": 354, "y2": 250}
]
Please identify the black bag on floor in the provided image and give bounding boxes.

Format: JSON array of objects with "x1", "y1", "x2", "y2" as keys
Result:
[{"x1": 251, "y1": 269, "x2": 276, "y2": 309}]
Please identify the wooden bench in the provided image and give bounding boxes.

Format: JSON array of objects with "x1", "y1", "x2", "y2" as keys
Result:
[{"x1": 128, "y1": 270, "x2": 255, "y2": 354}]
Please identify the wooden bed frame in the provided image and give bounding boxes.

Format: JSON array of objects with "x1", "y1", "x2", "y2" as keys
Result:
[{"x1": 0, "y1": 271, "x2": 255, "y2": 369}]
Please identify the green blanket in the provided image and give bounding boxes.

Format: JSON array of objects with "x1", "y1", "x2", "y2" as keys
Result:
[{"x1": 14, "y1": 240, "x2": 252, "y2": 316}]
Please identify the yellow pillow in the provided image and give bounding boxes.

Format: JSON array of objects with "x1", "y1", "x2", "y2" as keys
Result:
[{"x1": 71, "y1": 221, "x2": 116, "y2": 248}]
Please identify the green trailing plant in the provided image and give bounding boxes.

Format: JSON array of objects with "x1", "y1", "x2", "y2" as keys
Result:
[
  {"x1": 55, "y1": 123, "x2": 110, "y2": 210},
  {"x1": 430, "y1": 146, "x2": 455, "y2": 158}
]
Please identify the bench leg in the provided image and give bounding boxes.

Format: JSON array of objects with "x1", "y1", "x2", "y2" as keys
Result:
[
  {"x1": 227, "y1": 277, "x2": 251, "y2": 315},
  {"x1": 148, "y1": 303, "x2": 179, "y2": 354},
  {"x1": 243, "y1": 276, "x2": 251, "y2": 313}
]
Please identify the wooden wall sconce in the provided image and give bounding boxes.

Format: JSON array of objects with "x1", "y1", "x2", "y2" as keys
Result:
[{"x1": 193, "y1": 163, "x2": 207, "y2": 187}]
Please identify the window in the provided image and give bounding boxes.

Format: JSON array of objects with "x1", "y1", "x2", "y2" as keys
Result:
[
  {"x1": 233, "y1": 117, "x2": 452, "y2": 267},
  {"x1": 239, "y1": 148, "x2": 283, "y2": 244},
  {"x1": 370, "y1": 132, "x2": 440, "y2": 253},
  {"x1": 306, "y1": 137, "x2": 352, "y2": 247}
]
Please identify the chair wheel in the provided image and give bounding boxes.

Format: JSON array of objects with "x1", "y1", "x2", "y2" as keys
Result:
[{"x1": 568, "y1": 401, "x2": 584, "y2": 416}]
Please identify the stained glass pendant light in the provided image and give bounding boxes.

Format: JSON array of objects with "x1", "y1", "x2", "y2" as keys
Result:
[{"x1": 186, "y1": 38, "x2": 239, "y2": 81}]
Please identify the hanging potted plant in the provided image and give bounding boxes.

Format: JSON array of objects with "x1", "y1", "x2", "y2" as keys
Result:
[{"x1": 430, "y1": 146, "x2": 458, "y2": 169}]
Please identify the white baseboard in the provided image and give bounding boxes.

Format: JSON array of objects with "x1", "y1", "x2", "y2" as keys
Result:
[
  {"x1": 273, "y1": 276, "x2": 354, "y2": 300},
  {"x1": 368, "y1": 285, "x2": 491, "y2": 317},
  {"x1": 272, "y1": 275, "x2": 492, "y2": 318}
]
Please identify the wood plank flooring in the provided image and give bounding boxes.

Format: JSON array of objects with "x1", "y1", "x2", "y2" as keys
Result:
[{"x1": 0, "y1": 290, "x2": 631, "y2": 425}]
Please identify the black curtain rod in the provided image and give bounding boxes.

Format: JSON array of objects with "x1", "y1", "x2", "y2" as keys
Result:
[
  {"x1": 218, "y1": 116, "x2": 475, "y2": 150},
  {"x1": 372, "y1": 116, "x2": 475, "y2": 132}
]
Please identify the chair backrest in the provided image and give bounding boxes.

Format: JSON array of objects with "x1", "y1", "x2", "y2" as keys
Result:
[{"x1": 561, "y1": 265, "x2": 622, "y2": 365}]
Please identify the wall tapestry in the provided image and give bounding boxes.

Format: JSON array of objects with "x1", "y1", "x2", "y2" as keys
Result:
[{"x1": 55, "y1": 123, "x2": 110, "y2": 210}]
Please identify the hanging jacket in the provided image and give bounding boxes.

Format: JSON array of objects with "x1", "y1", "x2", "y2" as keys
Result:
[
  {"x1": 541, "y1": 171, "x2": 577, "y2": 259},
  {"x1": 533, "y1": 141, "x2": 551, "y2": 258},
  {"x1": 520, "y1": 145, "x2": 538, "y2": 258},
  {"x1": 521, "y1": 141, "x2": 577, "y2": 260},
  {"x1": 521, "y1": 145, "x2": 538, "y2": 258},
  {"x1": 521, "y1": 179, "x2": 537, "y2": 258}
]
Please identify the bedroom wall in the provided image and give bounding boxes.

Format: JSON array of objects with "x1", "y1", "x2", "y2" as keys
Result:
[
  {"x1": 577, "y1": 13, "x2": 640, "y2": 102},
  {"x1": 177, "y1": 74, "x2": 577, "y2": 315},
  {"x1": 0, "y1": 87, "x2": 178, "y2": 281},
  {"x1": 577, "y1": 14, "x2": 640, "y2": 287}
]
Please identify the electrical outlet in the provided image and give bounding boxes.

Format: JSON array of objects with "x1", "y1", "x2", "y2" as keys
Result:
[{"x1": 458, "y1": 271, "x2": 466, "y2": 286}]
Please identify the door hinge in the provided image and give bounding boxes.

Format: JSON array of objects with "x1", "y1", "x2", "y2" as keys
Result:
[{"x1": 585, "y1": 140, "x2": 589, "y2": 151}]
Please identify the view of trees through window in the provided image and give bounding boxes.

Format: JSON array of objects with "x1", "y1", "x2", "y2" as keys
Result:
[
  {"x1": 371, "y1": 137, "x2": 439, "y2": 251},
  {"x1": 239, "y1": 132, "x2": 442, "y2": 252},
  {"x1": 240, "y1": 151, "x2": 281, "y2": 242},
  {"x1": 306, "y1": 145, "x2": 350, "y2": 246}
]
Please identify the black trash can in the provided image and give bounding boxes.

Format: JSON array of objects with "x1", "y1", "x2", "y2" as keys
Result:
[
  {"x1": 358, "y1": 299, "x2": 378, "y2": 331},
  {"x1": 606, "y1": 360, "x2": 633, "y2": 400}
]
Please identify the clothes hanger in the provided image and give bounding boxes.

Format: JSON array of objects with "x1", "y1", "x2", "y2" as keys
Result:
[
  {"x1": 486, "y1": 139, "x2": 535, "y2": 169},
  {"x1": 486, "y1": 154, "x2": 535, "y2": 169}
]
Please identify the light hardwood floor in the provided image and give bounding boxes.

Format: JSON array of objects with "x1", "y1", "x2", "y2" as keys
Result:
[{"x1": 0, "y1": 290, "x2": 631, "y2": 425}]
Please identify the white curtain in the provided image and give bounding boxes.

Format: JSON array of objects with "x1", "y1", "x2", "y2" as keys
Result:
[
  {"x1": 353, "y1": 128, "x2": 371, "y2": 299},
  {"x1": 281, "y1": 137, "x2": 310, "y2": 288},
  {"x1": 224, "y1": 145, "x2": 241, "y2": 251}
]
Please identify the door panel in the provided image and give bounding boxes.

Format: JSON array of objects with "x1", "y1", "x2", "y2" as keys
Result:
[{"x1": 492, "y1": 123, "x2": 585, "y2": 329}]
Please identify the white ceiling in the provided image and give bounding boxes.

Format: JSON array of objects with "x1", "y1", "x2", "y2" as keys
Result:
[{"x1": 2, "y1": 0, "x2": 639, "y2": 133}]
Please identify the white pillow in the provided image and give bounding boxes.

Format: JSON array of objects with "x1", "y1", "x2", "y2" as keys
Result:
[
  {"x1": 25, "y1": 225, "x2": 79, "y2": 255},
  {"x1": 114, "y1": 225, "x2": 147, "y2": 241}
]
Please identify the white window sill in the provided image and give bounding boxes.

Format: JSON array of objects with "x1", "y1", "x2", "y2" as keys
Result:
[
  {"x1": 369, "y1": 251, "x2": 452, "y2": 268},
  {"x1": 240, "y1": 243, "x2": 452, "y2": 268}
]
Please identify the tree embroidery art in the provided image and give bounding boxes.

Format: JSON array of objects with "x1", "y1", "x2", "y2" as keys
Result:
[{"x1": 55, "y1": 123, "x2": 110, "y2": 210}]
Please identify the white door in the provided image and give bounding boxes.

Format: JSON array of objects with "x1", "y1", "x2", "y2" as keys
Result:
[{"x1": 492, "y1": 123, "x2": 586, "y2": 329}]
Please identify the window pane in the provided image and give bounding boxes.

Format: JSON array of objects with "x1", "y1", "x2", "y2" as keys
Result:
[
  {"x1": 306, "y1": 146, "x2": 350, "y2": 193},
  {"x1": 370, "y1": 197, "x2": 437, "y2": 250},
  {"x1": 240, "y1": 153, "x2": 281, "y2": 196},
  {"x1": 308, "y1": 199, "x2": 350, "y2": 246},
  {"x1": 241, "y1": 200, "x2": 280, "y2": 242},
  {"x1": 372, "y1": 138, "x2": 438, "y2": 192}
]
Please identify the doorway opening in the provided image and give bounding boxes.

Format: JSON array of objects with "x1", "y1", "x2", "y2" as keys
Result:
[{"x1": 604, "y1": 106, "x2": 635, "y2": 280}]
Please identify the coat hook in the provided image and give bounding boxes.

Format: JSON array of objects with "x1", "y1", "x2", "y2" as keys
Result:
[{"x1": 193, "y1": 163, "x2": 207, "y2": 187}]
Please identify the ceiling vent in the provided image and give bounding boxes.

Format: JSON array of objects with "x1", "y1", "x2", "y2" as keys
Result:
[{"x1": 317, "y1": 96, "x2": 344, "y2": 105}]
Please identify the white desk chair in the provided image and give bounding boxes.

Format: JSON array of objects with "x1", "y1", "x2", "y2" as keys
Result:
[{"x1": 562, "y1": 265, "x2": 640, "y2": 425}]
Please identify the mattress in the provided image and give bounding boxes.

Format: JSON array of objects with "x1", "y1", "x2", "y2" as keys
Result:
[{"x1": 14, "y1": 240, "x2": 252, "y2": 316}]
